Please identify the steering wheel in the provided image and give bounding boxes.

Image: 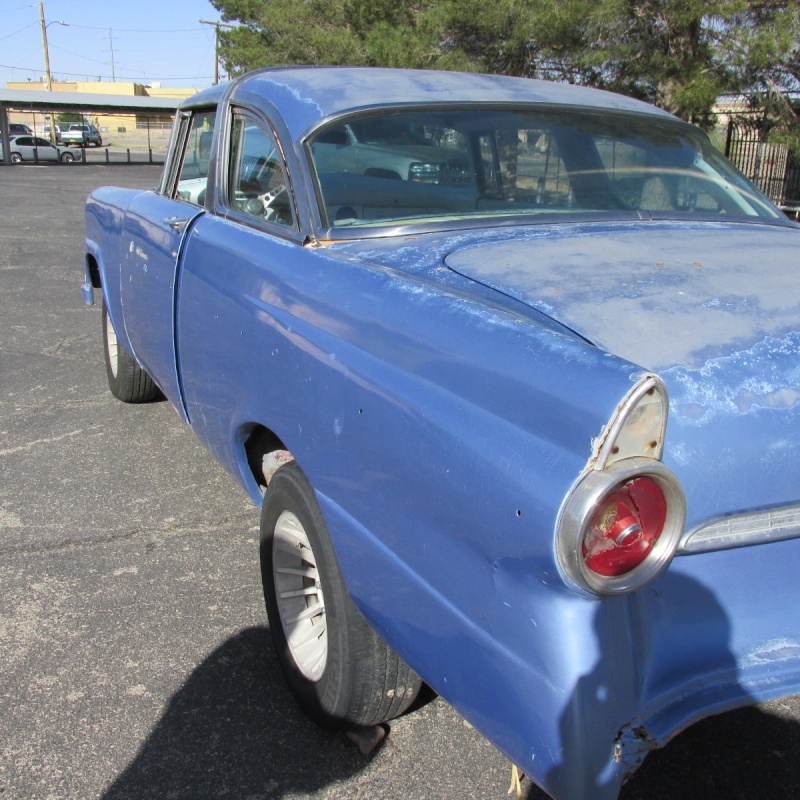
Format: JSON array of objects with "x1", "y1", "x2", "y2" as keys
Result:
[{"x1": 257, "y1": 186, "x2": 290, "y2": 222}]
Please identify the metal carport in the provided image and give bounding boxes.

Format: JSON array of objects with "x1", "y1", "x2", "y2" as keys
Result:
[{"x1": 0, "y1": 88, "x2": 180, "y2": 165}]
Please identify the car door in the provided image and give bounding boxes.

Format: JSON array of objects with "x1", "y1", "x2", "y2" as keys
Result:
[
  {"x1": 118, "y1": 108, "x2": 215, "y2": 418},
  {"x1": 31, "y1": 137, "x2": 59, "y2": 161},
  {"x1": 175, "y1": 107, "x2": 305, "y2": 460},
  {"x1": 12, "y1": 136, "x2": 34, "y2": 159}
]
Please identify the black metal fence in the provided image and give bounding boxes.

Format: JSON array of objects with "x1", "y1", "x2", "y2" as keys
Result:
[
  {"x1": 13, "y1": 145, "x2": 165, "y2": 166},
  {"x1": 74, "y1": 146, "x2": 165, "y2": 165},
  {"x1": 725, "y1": 116, "x2": 800, "y2": 217}
]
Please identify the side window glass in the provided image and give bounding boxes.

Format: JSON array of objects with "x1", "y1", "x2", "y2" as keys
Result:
[
  {"x1": 175, "y1": 110, "x2": 216, "y2": 206},
  {"x1": 228, "y1": 115, "x2": 294, "y2": 228}
]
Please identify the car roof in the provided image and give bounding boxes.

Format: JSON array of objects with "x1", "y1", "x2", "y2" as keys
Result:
[{"x1": 182, "y1": 66, "x2": 676, "y2": 141}]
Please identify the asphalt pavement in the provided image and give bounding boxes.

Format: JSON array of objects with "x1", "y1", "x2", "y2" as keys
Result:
[{"x1": 1, "y1": 162, "x2": 798, "y2": 800}]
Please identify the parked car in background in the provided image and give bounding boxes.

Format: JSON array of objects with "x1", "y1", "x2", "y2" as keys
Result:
[
  {"x1": 62, "y1": 124, "x2": 102, "y2": 147},
  {"x1": 311, "y1": 117, "x2": 470, "y2": 188},
  {"x1": 9, "y1": 123, "x2": 33, "y2": 136},
  {"x1": 1, "y1": 135, "x2": 75, "y2": 163},
  {"x1": 83, "y1": 67, "x2": 800, "y2": 800},
  {"x1": 42, "y1": 124, "x2": 63, "y2": 143}
]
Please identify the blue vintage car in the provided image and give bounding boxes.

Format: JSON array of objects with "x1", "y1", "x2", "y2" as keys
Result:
[{"x1": 83, "y1": 67, "x2": 800, "y2": 800}]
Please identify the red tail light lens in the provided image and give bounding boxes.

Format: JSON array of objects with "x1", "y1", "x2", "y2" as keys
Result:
[
  {"x1": 557, "y1": 458, "x2": 685, "y2": 595},
  {"x1": 582, "y1": 477, "x2": 667, "y2": 576}
]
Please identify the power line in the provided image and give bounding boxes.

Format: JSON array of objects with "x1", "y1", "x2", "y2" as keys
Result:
[
  {"x1": 0, "y1": 21, "x2": 38, "y2": 43},
  {"x1": 49, "y1": 43, "x2": 110, "y2": 66},
  {"x1": 0, "y1": 62, "x2": 214, "y2": 82},
  {"x1": 64, "y1": 23, "x2": 213, "y2": 34},
  {"x1": 199, "y1": 19, "x2": 235, "y2": 85}
]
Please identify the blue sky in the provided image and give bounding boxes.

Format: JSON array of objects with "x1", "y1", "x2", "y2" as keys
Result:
[{"x1": 0, "y1": 0, "x2": 225, "y2": 89}]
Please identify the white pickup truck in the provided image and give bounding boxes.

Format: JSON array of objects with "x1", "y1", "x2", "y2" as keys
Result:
[{"x1": 61, "y1": 124, "x2": 102, "y2": 147}]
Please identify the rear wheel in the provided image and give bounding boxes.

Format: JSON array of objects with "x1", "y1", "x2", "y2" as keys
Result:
[
  {"x1": 61, "y1": 152, "x2": 75, "y2": 163},
  {"x1": 10, "y1": 153, "x2": 21, "y2": 164},
  {"x1": 261, "y1": 461, "x2": 421, "y2": 729},
  {"x1": 102, "y1": 299, "x2": 160, "y2": 402}
]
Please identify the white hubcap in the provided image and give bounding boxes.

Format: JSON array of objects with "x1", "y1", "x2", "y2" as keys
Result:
[
  {"x1": 105, "y1": 311, "x2": 119, "y2": 378},
  {"x1": 272, "y1": 510, "x2": 328, "y2": 681}
]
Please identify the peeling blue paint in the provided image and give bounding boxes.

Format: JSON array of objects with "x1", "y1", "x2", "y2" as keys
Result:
[
  {"x1": 663, "y1": 331, "x2": 800, "y2": 424},
  {"x1": 440, "y1": 222, "x2": 800, "y2": 371}
]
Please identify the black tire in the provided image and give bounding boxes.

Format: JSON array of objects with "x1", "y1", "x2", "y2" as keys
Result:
[
  {"x1": 10, "y1": 152, "x2": 22, "y2": 164},
  {"x1": 102, "y1": 300, "x2": 161, "y2": 403},
  {"x1": 61, "y1": 152, "x2": 75, "y2": 163},
  {"x1": 261, "y1": 461, "x2": 421, "y2": 729}
]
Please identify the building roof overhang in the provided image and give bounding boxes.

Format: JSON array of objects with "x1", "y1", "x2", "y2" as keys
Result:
[{"x1": 0, "y1": 88, "x2": 180, "y2": 115}]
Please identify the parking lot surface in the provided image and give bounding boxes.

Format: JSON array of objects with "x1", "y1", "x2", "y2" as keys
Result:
[{"x1": 1, "y1": 163, "x2": 798, "y2": 799}]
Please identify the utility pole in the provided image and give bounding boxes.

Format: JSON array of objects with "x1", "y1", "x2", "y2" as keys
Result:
[
  {"x1": 39, "y1": 2, "x2": 52, "y2": 92},
  {"x1": 37, "y1": 4, "x2": 68, "y2": 141},
  {"x1": 200, "y1": 19, "x2": 235, "y2": 85},
  {"x1": 39, "y1": 2, "x2": 55, "y2": 143},
  {"x1": 109, "y1": 29, "x2": 116, "y2": 82}
]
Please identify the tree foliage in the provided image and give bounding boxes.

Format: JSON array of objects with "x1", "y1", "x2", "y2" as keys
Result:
[{"x1": 210, "y1": 0, "x2": 800, "y2": 136}]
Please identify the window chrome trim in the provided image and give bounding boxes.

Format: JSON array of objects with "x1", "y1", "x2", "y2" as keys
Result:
[{"x1": 160, "y1": 110, "x2": 191, "y2": 196}]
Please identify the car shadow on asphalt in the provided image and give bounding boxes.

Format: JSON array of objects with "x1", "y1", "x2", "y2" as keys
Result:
[
  {"x1": 100, "y1": 626, "x2": 371, "y2": 799},
  {"x1": 615, "y1": 704, "x2": 800, "y2": 800},
  {"x1": 98, "y1": 623, "x2": 799, "y2": 800}
]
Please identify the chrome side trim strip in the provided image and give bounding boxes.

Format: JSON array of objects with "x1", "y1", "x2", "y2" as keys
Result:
[{"x1": 679, "y1": 505, "x2": 800, "y2": 554}]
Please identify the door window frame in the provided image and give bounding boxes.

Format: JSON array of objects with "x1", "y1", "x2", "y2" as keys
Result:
[{"x1": 220, "y1": 107, "x2": 300, "y2": 235}]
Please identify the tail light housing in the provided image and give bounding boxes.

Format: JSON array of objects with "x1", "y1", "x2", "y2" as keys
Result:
[{"x1": 556, "y1": 375, "x2": 686, "y2": 595}]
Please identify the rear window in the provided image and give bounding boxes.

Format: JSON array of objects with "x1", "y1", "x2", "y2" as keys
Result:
[{"x1": 308, "y1": 108, "x2": 782, "y2": 228}]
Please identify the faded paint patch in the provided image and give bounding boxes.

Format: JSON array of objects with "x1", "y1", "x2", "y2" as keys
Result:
[
  {"x1": 745, "y1": 639, "x2": 800, "y2": 665},
  {"x1": 662, "y1": 331, "x2": 800, "y2": 424},
  {"x1": 440, "y1": 223, "x2": 800, "y2": 371}
]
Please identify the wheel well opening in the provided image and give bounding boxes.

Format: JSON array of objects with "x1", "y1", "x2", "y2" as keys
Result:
[
  {"x1": 86, "y1": 253, "x2": 101, "y2": 288},
  {"x1": 244, "y1": 425, "x2": 294, "y2": 493}
]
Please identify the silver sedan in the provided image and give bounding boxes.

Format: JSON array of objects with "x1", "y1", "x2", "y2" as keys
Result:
[{"x1": 2, "y1": 135, "x2": 76, "y2": 163}]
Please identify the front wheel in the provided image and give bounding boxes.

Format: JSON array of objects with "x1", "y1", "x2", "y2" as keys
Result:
[
  {"x1": 102, "y1": 300, "x2": 160, "y2": 402},
  {"x1": 261, "y1": 462, "x2": 421, "y2": 729}
]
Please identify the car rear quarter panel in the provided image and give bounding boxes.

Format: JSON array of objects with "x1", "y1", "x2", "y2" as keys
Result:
[{"x1": 173, "y1": 212, "x2": 653, "y2": 795}]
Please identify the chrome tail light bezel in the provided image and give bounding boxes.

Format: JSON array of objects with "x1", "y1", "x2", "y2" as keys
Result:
[
  {"x1": 556, "y1": 373, "x2": 686, "y2": 596},
  {"x1": 556, "y1": 457, "x2": 686, "y2": 595}
]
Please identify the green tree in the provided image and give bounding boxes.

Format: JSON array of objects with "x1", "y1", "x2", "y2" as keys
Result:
[
  {"x1": 56, "y1": 111, "x2": 86, "y2": 125},
  {"x1": 210, "y1": 0, "x2": 361, "y2": 70},
  {"x1": 211, "y1": 0, "x2": 446, "y2": 71},
  {"x1": 576, "y1": 1, "x2": 799, "y2": 127},
  {"x1": 210, "y1": 0, "x2": 799, "y2": 137}
]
